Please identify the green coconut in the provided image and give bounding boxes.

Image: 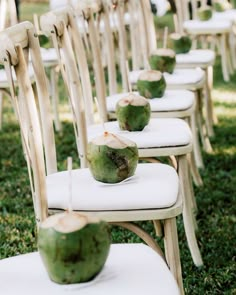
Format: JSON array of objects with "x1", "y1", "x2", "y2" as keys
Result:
[
  {"x1": 213, "y1": 0, "x2": 232, "y2": 11},
  {"x1": 149, "y1": 48, "x2": 176, "y2": 74},
  {"x1": 87, "y1": 132, "x2": 138, "y2": 183},
  {"x1": 38, "y1": 212, "x2": 110, "y2": 284},
  {"x1": 197, "y1": 6, "x2": 213, "y2": 21},
  {"x1": 170, "y1": 33, "x2": 192, "y2": 54},
  {"x1": 116, "y1": 93, "x2": 151, "y2": 131},
  {"x1": 137, "y1": 70, "x2": 166, "y2": 99}
]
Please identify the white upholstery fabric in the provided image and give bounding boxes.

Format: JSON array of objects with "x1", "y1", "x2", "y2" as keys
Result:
[
  {"x1": 183, "y1": 19, "x2": 231, "y2": 34},
  {"x1": 129, "y1": 68, "x2": 205, "y2": 86},
  {"x1": 164, "y1": 68, "x2": 205, "y2": 86},
  {"x1": 213, "y1": 10, "x2": 236, "y2": 23},
  {"x1": 176, "y1": 49, "x2": 215, "y2": 66},
  {"x1": 88, "y1": 118, "x2": 192, "y2": 149},
  {"x1": 106, "y1": 90, "x2": 195, "y2": 112},
  {"x1": 0, "y1": 66, "x2": 34, "y2": 88},
  {"x1": 46, "y1": 163, "x2": 179, "y2": 211},
  {"x1": 0, "y1": 244, "x2": 180, "y2": 295},
  {"x1": 40, "y1": 47, "x2": 58, "y2": 63}
]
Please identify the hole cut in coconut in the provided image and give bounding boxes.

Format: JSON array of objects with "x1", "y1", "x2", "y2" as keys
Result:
[
  {"x1": 138, "y1": 70, "x2": 163, "y2": 82},
  {"x1": 41, "y1": 212, "x2": 100, "y2": 233},
  {"x1": 91, "y1": 132, "x2": 137, "y2": 149},
  {"x1": 118, "y1": 93, "x2": 149, "y2": 107}
]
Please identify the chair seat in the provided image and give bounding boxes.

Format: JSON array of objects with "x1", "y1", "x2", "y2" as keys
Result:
[
  {"x1": 183, "y1": 19, "x2": 231, "y2": 34},
  {"x1": 46, "y1": 163, "x2": 179, "y2": 211},
  {"x1": 0, "y1": 66, "x2": 35, "y2": 88},
  {"x1": 0, "y1": 244, "x2": 180, "y2": 295},
  {"x1": 129, "y1": 68, "x2": 205, "y2": 90},
  {"x1": 88, "y1": 118, "x2": 192, "y2": 149},
  {"x1": 40, "y1": 48, "x2": 58, "y2": 66},
  {"x1": 176, "y1": 49, "x2": 215, "y2": 68},
  {"x1": 106, "y1": 90, "x2": 195, "y2": 113},
  {"x1": 213, "y1": 10, "x2": 236, "y2": 23}
]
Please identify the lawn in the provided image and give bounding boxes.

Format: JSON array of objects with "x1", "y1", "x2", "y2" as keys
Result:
[{"x1": 0, "y1": 3, "x2": 235, "y2": 294}]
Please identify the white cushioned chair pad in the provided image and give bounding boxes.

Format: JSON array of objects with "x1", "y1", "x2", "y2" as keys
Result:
[
  {"x1": 0, "y1": 244, "x2": 180, "y2": 295},
  {"x1": 40, "y1": 47, "x2": 58, "y2": 63},
  {"x1": 0, "y1": 66, "x2": 35, "y2": 88},
  {"x1": 129, "y1": 68, "x2": 205, "y2": 86},
  {"x1": 213, "y1": 10, "x2": 236, "y2": 22},
  {"x1": 176, "y1": 49, "x2": 215, "y2": 65},
  {"x1": 106, "y1": 90, "x2": 195, "y2": 112},
  {"x1": 183, "y1": 19, "x2": 231, "y2": 34},
  {"x1": 88, "y1": 118, "x2": 192, "y2": 148},
  {"x1": 46, "y1": 163, "x2": 179, "y2": 211}
]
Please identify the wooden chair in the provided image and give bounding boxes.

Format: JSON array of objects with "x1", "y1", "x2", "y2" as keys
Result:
[
  {"x1": 0, "y1": 244, "x2": 180, "y2": 294},
  {"x1": 40, "y1": 5, "x2": 203, "y2": 270},
  {"x1": 0, "y1": 21, "x2": 184, "y2": 293},
  {"x1": 175, "y1": 0, "x2": 233, "y2": 82},
  {"x1": 96, "y1": 0, "x2": 205, "y2": 171},
  {"x1": 120, "y1": 0, "x2": 213, "y2": 156}
]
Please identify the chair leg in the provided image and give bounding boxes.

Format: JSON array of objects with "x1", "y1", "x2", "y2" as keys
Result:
[
  {"x1": 190, "y1": 106, "x2": 204, "y2": 169},
  {"x1": 178, "y1": 155, "x2": 203, "y2": 267},
  {"x1": 0, "y1": 91, "x2": 3, "y2": 130},
  {"x1": 196, "y1": 89, "x2": 213, "y2": 153},
  {"x1": 219, "y1": 34, "x2": 230, "y2": 82},
  {"x1": 204, "y1": 68, "x2": 214, "y2": 137},
  {"x1": 50, "y1": 66, "x2": 61, "y2": 132},
  {"x1": 188, "y1": 151, "x2": 203, "y2": 187},
  {"x1": 163, "y1": 217, "x2": 184, "y2": 295}
]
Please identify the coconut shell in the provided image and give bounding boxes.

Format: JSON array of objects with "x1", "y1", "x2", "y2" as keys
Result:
[
  {"x1": 38, "y1": 212, "x2": 110, "y2": 284},
  {"x1": 137, "y1": 70, "x2": 166, "y2": 99},
  {"x1": 87, "y1": 132, "x2": 138, "y2": 183},
  {"x1": 116, "y1": 93, "x2": 151, "y2": 131},
  {"x1": 149, "y1": 48, "x2": 176, "y2": 74},
  {"x1": 213, "y1": 0, "x2": 232, "y2": 12},
  {"x1": 198, "y1": 6, "x2": 213, "y2": 21},
  {"x1": 170, "y1": 33, "x2": 192, "y2": 54}
]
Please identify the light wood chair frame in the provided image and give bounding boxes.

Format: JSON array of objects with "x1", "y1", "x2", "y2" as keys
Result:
[
  {"x1": 0, "y1": 20, "x2": 185, "y2": 293},
  {"x1": 40, "y1": 5, "x2": 203, "y2": 271}
]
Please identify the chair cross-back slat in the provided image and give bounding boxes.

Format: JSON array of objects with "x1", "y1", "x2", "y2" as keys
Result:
[{"x1": 0, "y1": 22, "x2": 52, "y2": 223}]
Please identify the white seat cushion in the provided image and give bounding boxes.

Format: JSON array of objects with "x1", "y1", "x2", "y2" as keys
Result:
[
  {"x1": 176, "y1": 49, "x2": 215, "y2": 66},
  {"x1": 183, "y1": 19, "x2": 231, "y2": 34},
  {"x1": 106, "y1": 90, "x2": 195, "y2": 113},
  {"x1": 88, "y1": 118, "x2": 192, "y2": 149},
  {"x1": 46, "y1": 163, "x2": 179, "y2": 211},
  {"x1": 213, "y1": 10, "x2": 236, "y2": 23},
  {"x1": 40, "y1": 48, "x2": 58, "y2": 64},
  {"x1": 0, "y1": 66, "x2": 35, "y2": 88},
  {"x1": 129, "y1": 68, "x2": 205, "y2": 88},
  {"x1": 163, "y1": 68, "x2": 205, "y2": 87},
  {"x1": 0, "y1": 244, "x2": 180, "y2": 295}
]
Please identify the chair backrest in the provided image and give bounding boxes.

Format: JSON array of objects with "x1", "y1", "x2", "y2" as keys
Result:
[
  {"x1": 0, "y1": 0, "x2": 18, "y2": 30},
  {"x1": 41, "y1": 5, "x2": 110, "y2": 124},
  {"x1": 40, "y1": 7, "x2": 91, "y2": 168},
  {"x1": 0, "y1": 21, "x2": 57, "y2": 224}
]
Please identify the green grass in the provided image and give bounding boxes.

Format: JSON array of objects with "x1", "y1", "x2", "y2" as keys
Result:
[{"x1": 0, "y1": 4, "x2": 236, "y2": 294}]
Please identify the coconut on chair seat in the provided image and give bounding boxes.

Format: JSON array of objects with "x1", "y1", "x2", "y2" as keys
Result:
[
  {"x1": 0, "y1": 21, "x2": 185, "y2": 293},
  {"x1": 40, "y1": 5, "x2": 203, "y2": 278}
]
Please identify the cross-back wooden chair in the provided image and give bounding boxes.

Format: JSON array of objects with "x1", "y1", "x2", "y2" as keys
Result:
[
  {"x1": 94, "y1": 0, "x2": 205, "y2": 172},
  {"x1": 0, "y1": 21, "x2": 184, "y2": 293},
  {"x1": 40, "y1": 5, "x2": 203, "y2": 271},
  {"x1": 118, "y1": 0, "x2": 213, "y2": 157},
  {"x1": 139, "y1": 0, "x2": 217, "y2": 138},
  {"x1": 175, "y1": 0, "x2": 234, "y2": 82}
]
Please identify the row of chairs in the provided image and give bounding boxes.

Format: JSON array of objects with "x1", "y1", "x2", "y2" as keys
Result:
[{"x1": 0, "y1": 0, "x2": 228, "y2": 293}]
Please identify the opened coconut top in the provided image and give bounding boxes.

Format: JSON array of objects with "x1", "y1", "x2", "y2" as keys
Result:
[
  {"x1": 117, "y1": 93, "x2": 149, "y2": 107},
  {"x1": 170, "y1": 33, "x2": 187, "y2": 40},
  {"x1": 90, "y1": 132, "x2": 137, "y2": 149},
  {"x1": 198, "y1": 5, "x2": 212, "y2": 11},
  {"x1": 151, "y1": 48, "x2": 175, "y2": 58},
  {"x1": 138, "y1": 70, "x2": 163, "y2": 82},
  {"x1": 40, "y1": 212, "x2": 100, "y2": 233}
]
